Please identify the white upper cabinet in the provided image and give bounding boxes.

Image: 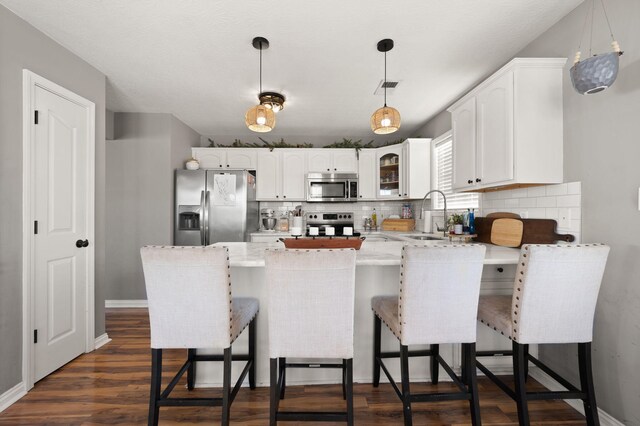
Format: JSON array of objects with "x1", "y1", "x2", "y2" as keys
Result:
[
  {"x1": 281, "y1": 151, "x2": 307, "y2": 200},
  {"x1": 448, "y1": 58, "x2": 565, "y2": 192},
  {"x1": 255, "y1": 149, "x2": 307, "y2": 201},
  {"x1": 402, "y1": 139, "x2": 431, "y2": 199},
  {"x1": 192, "y1": 148, "x2": 258, "y2": 169},
  {"x1": 375, "y1": 139, "x2": 431, "y2": 200},
  {"x1": 357, "y1": 149, "x2": 377, "y2": 200},
  {"x1": 307, "y1": 149, "x2": 357, "y2": 173}
]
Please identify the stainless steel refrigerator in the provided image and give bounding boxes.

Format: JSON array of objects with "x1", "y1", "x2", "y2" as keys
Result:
[{"x1": 174, "y1": 169, "x2": 259, "y2": 245}]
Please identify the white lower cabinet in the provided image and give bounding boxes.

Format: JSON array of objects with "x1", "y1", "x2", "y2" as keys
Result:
[{"x1": 256, "y1": 149, "x2": 307, "y2": 201}]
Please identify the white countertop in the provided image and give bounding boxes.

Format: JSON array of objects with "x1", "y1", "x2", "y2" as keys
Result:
[{"x1": 214, "y1": 239, "x2": 520, "y2": 267}]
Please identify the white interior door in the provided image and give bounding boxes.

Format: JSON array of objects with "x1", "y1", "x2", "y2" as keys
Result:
[{"x1": 33, "y1": 85, "x2": 91, "y2": 382}]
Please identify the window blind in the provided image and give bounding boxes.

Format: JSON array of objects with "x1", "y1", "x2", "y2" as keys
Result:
[{"x1": 432, "y1": 136, "x2": 479, "y2": 210}]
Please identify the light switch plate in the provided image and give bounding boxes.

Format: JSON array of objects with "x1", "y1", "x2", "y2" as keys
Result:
[{"x1": 558, "y1": 208, "x2": 571, "y2": 228}]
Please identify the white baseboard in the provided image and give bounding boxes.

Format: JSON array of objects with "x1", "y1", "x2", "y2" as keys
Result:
[
  {"x1": 105, "y1": 299, "x2": 148, "y2": 308},
  {"x1": 530, "y1": 369, "x2": 624, "y2": 426},
  {"x1": 0, "y1": 381, "x2": 27, "y2": 413},
  {"x1": 94, "y1": 333, "x2": 111, "y2": 349}
]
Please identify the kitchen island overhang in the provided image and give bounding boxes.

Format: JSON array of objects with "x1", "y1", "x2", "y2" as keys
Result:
[{"x1": 193, "y1": 241, "x2": 521, "y2": 388}]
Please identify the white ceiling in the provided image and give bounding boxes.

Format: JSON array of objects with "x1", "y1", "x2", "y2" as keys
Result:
[{"x1": 1, "y1": 0, "x2": 581, "y2": 145}]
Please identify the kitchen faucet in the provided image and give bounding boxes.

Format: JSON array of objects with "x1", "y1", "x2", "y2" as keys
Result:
[{"x1": 420, "y1": 190, "x2": 448, "y2": 237}]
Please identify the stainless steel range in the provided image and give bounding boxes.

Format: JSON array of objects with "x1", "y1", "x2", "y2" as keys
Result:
[{"x1": 305, "y1": 211, "x2": 360, "y2": 237}]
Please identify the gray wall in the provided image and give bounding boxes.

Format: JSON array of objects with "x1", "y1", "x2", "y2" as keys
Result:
[
  {"x1": 0, "y1": 5, "x2": 106, "y2": 394},
  {"x1": 516, "y1": 1, "x2": 640, "y2": 424},
  {"x1": 105, "y1": 113, "x2": 199, "y2": 300},
  {"x1": 417, "y1": 1, "x2": 640, "y2": 422}
]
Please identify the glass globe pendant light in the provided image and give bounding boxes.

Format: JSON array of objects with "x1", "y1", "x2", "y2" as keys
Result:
[
  {"x1": 246, "y1": 37, "x2": 276, "y2": 132},
  {"x1": 371, "y1": 39, "x2": 401, "y2": 134}
]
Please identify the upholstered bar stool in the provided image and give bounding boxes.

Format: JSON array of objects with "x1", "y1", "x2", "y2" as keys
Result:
[
  {"x1": 476, "y1": 244, "x2": 610, "y2": 426},
  {"x1": 265, "y1": 248, "x2": 357, "y2": 425},
  {"x1": 372, "y1": 244, "x2": 486, "y2": 426},
  {"x1": 140, "y1": 246, "x2": 259, "y2": 426}
]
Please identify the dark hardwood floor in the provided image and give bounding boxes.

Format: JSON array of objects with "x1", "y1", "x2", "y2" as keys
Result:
[{"x1": 0, "y1": 308, "x2": 587, "y2": 425}]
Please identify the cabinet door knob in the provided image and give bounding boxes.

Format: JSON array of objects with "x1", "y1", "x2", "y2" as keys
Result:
[
  {"x1": 276, "y1": 195, "x2": 279, "y2": 198},
  {"x1": 334, "y1": 168, "x2": 337, "y2": 171},
  {"x1": 226, "y1": 164, "x2": 229, "y2": 168},
  {"x1": 468, "y1": 179, "x2": 473, "y2": 184},
  {"x1": 283, "y1": 195, "x2": 286, "y2": 199},
  {"x1": 219, "y1": 164, "x2": 222, "y2": 168},
  {"x1": 398, "y1": 194, "x2": 402, "y2": 197},
  {"x1": 76, "y1": 239, "x2": 89, "y2": 248},
  {"x1": 497, "y1": 267, "x2": 504, "y2": 273},
  {"x1": 404, "y1": 193, "x2": 407, "y2": 196},
  {"x1": 359, "y1": 195, "x2": 362, "y2": 198},
  {"x1": 476, "y1": 178, "x2": 482, "y2": 183}
]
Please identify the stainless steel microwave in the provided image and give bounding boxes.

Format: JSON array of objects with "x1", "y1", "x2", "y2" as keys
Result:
[{"x1": 306, "y1": 173, "x2": 358, "y2": 202}]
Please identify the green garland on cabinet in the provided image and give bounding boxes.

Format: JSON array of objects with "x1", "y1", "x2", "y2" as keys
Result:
[{"x1": 207, "y1": 136, "x2": 419, "y2": 150}]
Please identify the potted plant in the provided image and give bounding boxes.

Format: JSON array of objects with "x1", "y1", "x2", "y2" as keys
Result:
[{"x1": 448, "y1": 213, "x2": 464, "y2": 235}]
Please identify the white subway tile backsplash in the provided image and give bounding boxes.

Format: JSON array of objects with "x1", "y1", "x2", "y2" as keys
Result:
[
  {"x1": 491, "y1": 199, "x2": 505, "y2": 208},
  {"x1": 567, "y1": 182, "x2": 581, "y2": 195},
  {"x1": 545, "y1": 208, "x2": 559, "y2": 219},
  {"x1": 527, "y1": 208, "x2": 547, "y2": 218},
  {"x1": 511, "y1": 188, "x2": 529, "y2": 198},
  {"x1": 536, "y1": 196, "x2": 557, "y2": 208},
  {"x1": 557, "y1": 194, "x2": 581, "y2": 207},
  {"x1": 504, "y1": 198, "x2": 519, "y2": 208},
  {"x1": 527, "y1": 186, "x2": 546, "y2": 197},
  {"x1": 545, "y1": 183, "x2": 568, "y2": 196},
  {"x1": 519, "y1": 198, "x2": 537, "y2": 208}
]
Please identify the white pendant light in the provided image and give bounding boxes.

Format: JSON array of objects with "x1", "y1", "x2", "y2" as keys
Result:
[
  {"x1": 246, "y1": 37, "x2": 276, "y2": 132},
  {"x1": 371, "y1": 39, "x2": 401, "y2": 134}
]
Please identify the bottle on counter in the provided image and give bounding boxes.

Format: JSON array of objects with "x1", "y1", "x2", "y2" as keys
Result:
[
  {"x1": 371, "y1": 208, "x2": 377, "y2": 229},
  {"x1": 278, "y1": 214, "x2": 289, "y2": 232},
  {"x1": 469, "y1": 209, "x2": 475, "y2": 234}
]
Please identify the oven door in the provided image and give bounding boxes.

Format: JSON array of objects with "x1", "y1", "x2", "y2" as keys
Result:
[{"x1": 307, "y1": 179, "x2": 348, "y2": 202}]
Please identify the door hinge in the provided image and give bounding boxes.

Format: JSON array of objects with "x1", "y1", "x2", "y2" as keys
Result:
[
  {"x1": 34, "y1": 110, "x2": 39, "y2": 125},
  {"x1": 33, "y1": 329, "x2": 38, "y2": 344},
  {"x1": 34, "y1": 220, "x2": 38, "y2": 234}
]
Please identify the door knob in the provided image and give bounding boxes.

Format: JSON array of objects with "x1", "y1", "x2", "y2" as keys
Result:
[
  {"x1": 476, "y1": 178, "x2": 482, "y2": 183},
  {"x1": 468, "y1": 179, "x2": 473, "y2": 184},
  {"x1": 76, "y1": 239, "x2": 89, "y2": 248}
]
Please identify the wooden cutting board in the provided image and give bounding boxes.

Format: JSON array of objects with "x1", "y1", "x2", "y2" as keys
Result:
[
  {"x1": 474, "y1": 217, "x2": 574, "y2": 247},
  {"x1": 490, "y1": 218, "x2": 523, "y2": 247}
]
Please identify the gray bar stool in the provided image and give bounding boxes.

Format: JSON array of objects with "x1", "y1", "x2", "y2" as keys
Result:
[
  {"x1": 265, "y1": 248, "x2": 357, "y2": 425},
  {"x1": 140, "y1": 246, "x2": 259, "y2": 426},
  {"x1": 372, "y1": 244, "x2": 486, "y2": 426},
  {"x1": 476, "y1": 244, "x2": 610, "y2": 426}
]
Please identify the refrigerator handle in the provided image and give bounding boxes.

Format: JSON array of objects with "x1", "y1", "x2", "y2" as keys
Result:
[
  {"x1": 199, "y1": 190, "x2": 206, "y2": 245},
  {"x1": 204, "y1": 190, "x2": 211, "y2": 245}
]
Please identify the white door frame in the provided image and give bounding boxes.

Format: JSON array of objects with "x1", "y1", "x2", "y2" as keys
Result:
[{"x1": 22, "y1": 70, "x2": 96, "y2": 390}]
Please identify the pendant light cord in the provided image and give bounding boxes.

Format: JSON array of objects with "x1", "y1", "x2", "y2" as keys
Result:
[
  {"x1": 383, "y1": 50, "x2": 387, "y2": 107},
  {"x1": 259, "y1": 41, "x2": 263, "y2": 94},
  {"x1": 589, "y1": 0, "x2": 595, "y2": 56}
]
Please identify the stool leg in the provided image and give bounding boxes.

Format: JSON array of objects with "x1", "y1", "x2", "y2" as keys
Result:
[
  {"x1": 465, "y1": 343, "x2": 481, "y2": 426},
  {"x1": 342, "y1": 359, "x2": 347, "y2": 400},
  {"x1": 279, "y1": 357, "x2": 286, "y2": 400},
  {"x1": 373, "y1": 314, "x2": 382, "y2": 387},
  {"x1": 269, "y1": 358, "x2": 278, "y2": 426},
  {"x1": 221, "y1": 347, "x2": 232, "y2": 426},
  {"x1": 148, "y1": 349, "x2": 162, "y2": 426},
  {"x1": 512, "y1": 341, "x2": 530, "y2": 426},
  {"x1": 461, "y1": 343, "x2": 468, "y2": 385},
  {"x1": 523, "y1": 344, "x2": 530, "y2": 383},
  {"x1": 249, "y1": 317, "x2": 257, "y2": 390},
  {"x1": 430, "y1": 344, "x2": 440, "y2": 384},
  {"x1": 187, "y1": 348, "x2": 196, "y2": 391},
  {"x1": 400, "y1": 344, "x2": 413, "y2": 426},
  {"x1": 579, "y1": 342, "x2": 600, "y2": 426},
  {"x1": 346, "y1": 359, "x2": 354, "y2": 426}
]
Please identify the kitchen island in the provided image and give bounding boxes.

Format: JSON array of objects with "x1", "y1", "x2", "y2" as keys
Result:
[{"x1": 195, "y1": 240, "x2": 522, "y2": 387}]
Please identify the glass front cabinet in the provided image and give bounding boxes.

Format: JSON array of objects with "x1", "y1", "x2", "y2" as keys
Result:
[{"x1": 376, "y1": 145, "x2": 404, "y2": 199}]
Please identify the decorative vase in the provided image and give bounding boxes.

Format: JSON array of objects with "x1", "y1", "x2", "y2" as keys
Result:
[
  {"x1": 454, "y1": 224, "x2": 463, "y2": 235},
  {"x1": 185, "y1": 159, "x2": 199, "y2": 170},
  {"x1": 570, "y1": 52, "x2": 621, "y2": 95}
]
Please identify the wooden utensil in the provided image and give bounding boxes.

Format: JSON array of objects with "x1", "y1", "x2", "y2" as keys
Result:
[
  {"x1": 486, "y1": 212, "x2": 521, "y2": 219},
  {"x1": 490, "y1": 218, "x2": 524, "y2": 247}
]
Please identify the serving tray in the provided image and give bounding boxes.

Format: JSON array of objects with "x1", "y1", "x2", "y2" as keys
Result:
[{"x1": 279, "y1": 237, "x2": 365, "y2": 250}]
